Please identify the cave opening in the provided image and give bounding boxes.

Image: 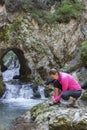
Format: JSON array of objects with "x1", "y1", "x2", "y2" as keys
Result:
[
  {"x1": 2, "y1": 50, "x2": 20, "y2": 81},
  {"x1": 0, "y1": 48, "x2": 31, "y2": 81}
]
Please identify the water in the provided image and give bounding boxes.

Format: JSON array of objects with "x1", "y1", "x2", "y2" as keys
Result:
[
  {"x1": 0, "y1": 98, "x2": 44, "y2": 130},
  {"x1": 0, "y1": 58, "x2": 46, "y2": 130}
]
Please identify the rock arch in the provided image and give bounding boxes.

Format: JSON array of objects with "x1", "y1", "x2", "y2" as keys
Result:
[{"x1": 0, "y1": 47, "x2": 31, "y2": 80}]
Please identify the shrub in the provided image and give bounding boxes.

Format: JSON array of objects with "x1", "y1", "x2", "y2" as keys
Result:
[
  {"x1": 81, "y1": 41, "x2": 87, "y2": 65},
  {"x1": 31, "y1": 1, "x2": 84, "y2": 25},
  {"x1": 54, "y1": 2, "x2": 84, "y2": 23},
  {"x1": 5, "y1": 0, "x2": 34, "y2": 12},
  {"x1": 0, "y1": 26, "x2": 10, "y2": 42},
  {"x1": 5, "y1": 0, "x2": 84, "y2": 25}
]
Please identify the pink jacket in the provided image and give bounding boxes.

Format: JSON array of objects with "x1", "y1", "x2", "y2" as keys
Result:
[{"x1": 54, "y1": 72, "x2": 82, "y2": 102}]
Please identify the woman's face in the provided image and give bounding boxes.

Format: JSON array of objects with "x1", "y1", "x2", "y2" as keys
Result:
[{"x1": 50, "y1": 73, "x2": 59, "y2": 80}]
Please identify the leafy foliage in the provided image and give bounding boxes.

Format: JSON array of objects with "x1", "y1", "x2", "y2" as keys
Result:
[
  {"x1": 0, "y1": 26, "x2": 10, "y2": 42},
  {"x1": 81, "y1": 41, "x2": 87, "y2": 65},
  {"x1": 31, "y1": 0, "x2": 84, "y2": 25},
  {"x1": 5, "y1": 0, "x2": 84, "y2": 25}
]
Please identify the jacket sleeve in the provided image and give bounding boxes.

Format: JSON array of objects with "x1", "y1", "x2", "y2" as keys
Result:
[{"x1": 53, "y1": 77, "x2": 69, "y2": 103}]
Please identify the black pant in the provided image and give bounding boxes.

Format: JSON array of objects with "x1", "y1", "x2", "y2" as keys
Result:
[{"x1": 62, "y1": 90, "x2": 82, "y2": 100}]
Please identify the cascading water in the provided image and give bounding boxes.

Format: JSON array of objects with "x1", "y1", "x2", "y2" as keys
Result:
[{"x1": 0, "y1": 51, "x2": 46, "y2": 130}]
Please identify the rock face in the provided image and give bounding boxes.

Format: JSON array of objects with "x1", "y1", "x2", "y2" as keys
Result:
[
  {"x1": 0, "y1": 11, "x2": 85, "y2": 83},
  {"x1": 0, "y1": 0, "x2": 87, "y2": 86},
  {"x1": 11, "y1": 99, "x2": 87, "y2": 130},
  {"x1": 0, "y1": 4, "x2": 7, "y2": 27}
]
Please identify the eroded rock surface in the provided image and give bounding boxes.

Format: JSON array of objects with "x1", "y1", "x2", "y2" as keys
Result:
[{"x1": 11, "y1": 99, "x2": 87, "y2": 130}]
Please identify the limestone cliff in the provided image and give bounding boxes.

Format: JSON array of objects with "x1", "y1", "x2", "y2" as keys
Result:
[{"x1": 0, "y1": 0, "x2": 87, "y2": 85}]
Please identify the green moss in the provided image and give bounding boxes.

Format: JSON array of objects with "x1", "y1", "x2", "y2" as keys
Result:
[
  {"x1": 13, "y1": 16, "x2": 23, "y2": 29},
  {"x1": 30, "y1": 42, "x2": 48, "y2": 55},
  {"x1": 54, "y1": 3, "x2": 84, "y2": 23},
  {"x1": 80, "y1": 41, "x2": 87, "y2": 65},
  {"x1": 0, "y1": 26, "x2": 10, "y2": 42},
  {"x1": 0, "y1": 16, "x2": 23, "y2": 43},
  {"x1": 31, "y1": 0, "x2": 84, "y2": 25},
  {"x1": 81, "y1": 41, "x2": 87, "y2": 48},
  {"x1": 0, "y1": 77, "x2": 5, "y2": 97},
  {"x1": 81, "y1": 93, "x2": 87, "y2": 100},
  {"x1": 31, "y1": 102, "x2": 51, "y2": 121}
]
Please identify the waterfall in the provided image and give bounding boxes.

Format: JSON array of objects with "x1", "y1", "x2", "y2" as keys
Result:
[
  {"x1": 2, "y1": 70, "x2": 45, "y2": 101},
  {"x1": 2, "y1": 54, "x2": 45, "y2": 101},
  {"x1": 2, "y1": 81, "x2": 45, "y2": 100},
  {"x1": 38, "y1": 86, "x2": 45, "y2": 99},
  {"x1": 0, "y1": 56, "x2": 46, "y2": 130}
]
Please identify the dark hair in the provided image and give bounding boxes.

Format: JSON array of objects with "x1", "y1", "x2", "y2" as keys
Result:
[
  {"x1": 0, "y1": 0, "x2": 5, "y2": 6},
  {"x1": 49, "y1": 68, "x2": 59, "y2": 75}
]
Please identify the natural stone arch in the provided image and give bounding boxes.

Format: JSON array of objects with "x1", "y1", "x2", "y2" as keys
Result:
[
  {"x1": 0, "y1": 47, "x2": 31, "y2": 80},
  {"x1": 0, "y1": 47, "x2": 32, "y2": 97}
]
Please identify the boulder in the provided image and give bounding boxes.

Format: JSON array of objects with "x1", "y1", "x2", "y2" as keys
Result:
[{"x1": 11, "y1": 99, "x2": 87, "y2": 130}]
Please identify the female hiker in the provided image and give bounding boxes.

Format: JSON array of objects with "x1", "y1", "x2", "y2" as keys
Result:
[{"x1": 48, "y1": 68, "x2": 82, "y2": 107}]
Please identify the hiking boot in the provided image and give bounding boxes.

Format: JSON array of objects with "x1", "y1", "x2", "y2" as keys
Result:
[
  {"x1": 49, "y1": 102, "x2": 60, "y2": 106},
  {"x1": 66, "y1": 100, "x2": 79, "y2": 108}
]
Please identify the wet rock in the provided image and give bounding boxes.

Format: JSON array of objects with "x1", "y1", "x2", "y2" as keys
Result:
[
  {"x1": 81, "y1": 81, "x2": 87, "y2": 89},
  {"x1": 30, "y1": 84, "x2": 41, "y2": 99},
  {"x1": 10, "y1": 111, "x2": 36, "y2": 130},
  {"x1": 10, "y1": 114, "x2": 36, "y2": 130},
  {"x1": 30, "y1": 100, "x2": 87, "y2": 130},
  {"x1": 33, "y1": 91, "x2": 41, "y2": 99},
  {"x1": 11, "y1": 99, "x2": 87, "y2": 130},
  {"x1": 44, "y1": 86, "x2": 53, "y2": 98}
]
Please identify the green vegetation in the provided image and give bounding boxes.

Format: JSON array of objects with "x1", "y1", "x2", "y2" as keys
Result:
[
  {"x1": 0, "y1": 16, "x2": 23, "y2": 43},
  {"x1": 3, "y1": 51, "x2": 17, "y2": 62},
  {"x1": 9, "y1": 16, "x2": 23, "y2": 35},
  {"x1": 81, "y1": 41, "x2": 87, "y2": 65},
  {"x1": 81, "y1": 91, "x2": 87, "y2": 100},
  {"x1": 31, "y1": 0, "x2": 84, "y2": 25},
  {"x1": 30, "y1": 42, "x2": 48, "y2": 55},
  {"x1": 0, "y1": 77, "x2": 5, "y2": 97},
  {"x1": 5, "y1": 0, "x2": 84, "y2": 25},
  {"x1": 0, "y1": 26, "x2": 10, "y2": 42}
]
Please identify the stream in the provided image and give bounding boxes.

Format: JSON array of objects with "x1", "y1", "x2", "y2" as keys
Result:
[
  {"x1": 0, "y1": 54, "x2": 46, "y2": 130},
  {"x1": 1, "y1": 52, "x2": 87, "y2": 130}
]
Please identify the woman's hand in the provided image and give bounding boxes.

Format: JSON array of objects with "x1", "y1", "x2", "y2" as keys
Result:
[{"x1": 53, "y1": 96, "x2": 60, "y2": 103}]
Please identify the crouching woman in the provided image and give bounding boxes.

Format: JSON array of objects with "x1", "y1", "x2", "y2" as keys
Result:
[{"x1": 49, "y1": 68, "x2": 82, "y2": 107}]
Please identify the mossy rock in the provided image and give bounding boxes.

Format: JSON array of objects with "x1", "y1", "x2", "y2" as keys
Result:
[
  {"x1": 29, "y1": 42, "x2": 48, "y2": 58},
  {"x1": 81, "y1": 91, "x2": 87, "y2": 100},
  {"x1": 81, "y1": 41, "x2": 87, "y2": 65},
  {"x1": 0, "y1": 26, "x2": 10, "y2": 42},
  {"x1": 44, "y1": 87, "x2": 53, "y2": 97},
  {"x1": 0, "y1": 77, "x2": 5, "y2": 97}
]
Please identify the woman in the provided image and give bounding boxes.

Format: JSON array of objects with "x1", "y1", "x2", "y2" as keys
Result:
[{"x1": 49, "y1": 68, "x2": 82, "y2": 107}]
